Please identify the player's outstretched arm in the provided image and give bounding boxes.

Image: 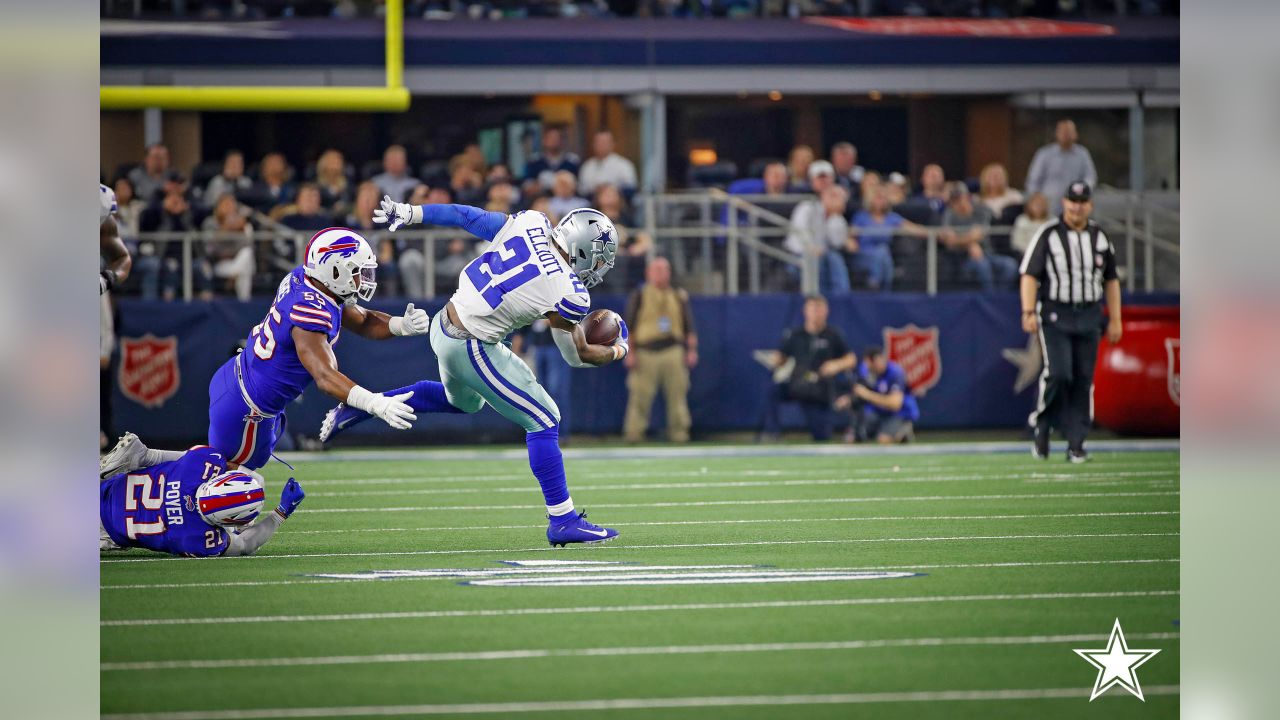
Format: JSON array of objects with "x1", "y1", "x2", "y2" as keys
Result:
[
  {"x1": 547, "y1": 313, "x2": 628, "y2": 368},
  {"x1": 342, "y1": 303, "x2": 430, "y2": 340},
  {"x1": 224, "y1": 478, "x2": 305, "y2": 556},
  {"x1": 374, "y1": 195, "x2": 508, "y2": 242},
  {"x1": 293, "y1": 327, "x2": 416, "y2": 429}
]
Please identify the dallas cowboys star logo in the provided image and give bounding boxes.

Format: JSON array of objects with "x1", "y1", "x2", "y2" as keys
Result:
[
  {"x1": 1001, "y1": 335, "x2": 1042, "y2": 393},
  {"x1": 1074, "y1": 618, "x2": 1162, "y2": 701}
]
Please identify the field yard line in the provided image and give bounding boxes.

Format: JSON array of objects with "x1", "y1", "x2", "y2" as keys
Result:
[
  {"x1": 99, "y1": 557, "x2": 1177, "y2": 591},
  {"x1": 285, "y1": 510, "x2": 1180, "y2": 534},
  {"x1": 100, "y1": 589, "x2": 1179, "y2": 627},
  {"x1": 99, "y1": 685, "x2": 1183, "y2": 719},
  {"x1": 303, "y1": 461, "x2": 1179, "y2": 487},
  {"x1": 294, "y1": 490, "x2": 1179, "y2": 514},
  {"x1": 279, "y1": 439, "x2": 1178, "y2": 464},
  {"x1": 101, "y1": 630, "x2": 1181, "y2": 671},
  {"x1": 306, "y1": 471, "x2": 1174, "y2": 498},
  {"x1": 99, "y1": 531, "x2": 1177, "y2": 564}
]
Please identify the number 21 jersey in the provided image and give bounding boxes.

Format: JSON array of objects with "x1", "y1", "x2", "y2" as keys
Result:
[{"x1": 451, "y1": 211, "x2": 590, "y2": 343}]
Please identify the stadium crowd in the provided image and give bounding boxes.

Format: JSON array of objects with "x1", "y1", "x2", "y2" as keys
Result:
[{"x1": 105, "y1": 118, "x2": 1095, "y2": 299}]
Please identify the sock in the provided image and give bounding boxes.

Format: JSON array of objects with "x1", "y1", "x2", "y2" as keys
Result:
[
  {"x1": 144, "y1": 448, "x2": 185, "y2": 466},
  {"x1": 527, "y1": 426, "x2": 574, "y2": 519},
  {"x1": 392, "y1": 380, "x2": 465, "y2": 414}
]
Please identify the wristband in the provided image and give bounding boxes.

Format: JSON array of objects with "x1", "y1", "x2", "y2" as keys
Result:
[
  {"x1": 388, "y1": 316, "x2": 405, "y2": 336},
  {"x1": 274, "y1": 506, "x2": 289, "y2": 520},
  {"x1": 1021, "y1": 309, "x2": 1036, "y2": 316},
  {"x1": 346, "y1": 385, "x2": 375, "y2": 412},
  {"x1": 410, "y1": 205, "x2": 423, "y2": 224}
]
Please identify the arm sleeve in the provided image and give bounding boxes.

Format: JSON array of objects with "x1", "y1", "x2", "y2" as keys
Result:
[
  {"x1": 554, "y1": 291, "x2": 591, "y2": 324},
  {"x1": 419, "y1": 204, "x2": 510, "y2": 242},
  {"x1": 1019, "y1": 223, "x2": 1052, "y2": 277},
  {"x1": 223, "y1": 510, "x2": 285, "y2": 557},
  {"x1": 551, "y1": 327, "x2": 590, "y2": 368}
]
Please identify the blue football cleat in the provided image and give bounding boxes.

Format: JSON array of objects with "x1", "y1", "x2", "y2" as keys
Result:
[
  {"x1": 318, "y1": 402, "x2": 372, "y2": 444},
  {"x1": 547, "y1": 511, "x2": 618, "y2": 547}
]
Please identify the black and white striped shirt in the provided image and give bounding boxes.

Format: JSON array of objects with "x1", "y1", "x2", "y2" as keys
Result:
[{"x1": 1019, "y1": 218, "x2": 1118, "y2": 304}]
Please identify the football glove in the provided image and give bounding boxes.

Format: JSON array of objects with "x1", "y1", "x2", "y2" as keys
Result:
[
  {"x1": 612, "y1": 318, "x2": 630, "y2": 361},
  {"x1": 276, "y1": 478, "x2": 305, "y2": 518},
  {"x1": 389, "y1": 303, "x2": 430, "y2": 336},
  {"x1": 372, "y1": 195, "x2": 420, "y2": 232},
  {"x1": 347, "y1": 387, "x2": 416, "y2": 430}
]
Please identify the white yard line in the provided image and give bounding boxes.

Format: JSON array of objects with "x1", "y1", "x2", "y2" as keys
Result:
[
  {"x1": 285, "y1": 510, "x2": 1179, "y2": 535},
  {"x1": 99, "y1": 531, "x2": 1178, "y2": 564},
  {"x1": 305, "y1": 471, "x2": 1174, "y2": 498},
  {"x1": 100, "y1": 557, "x2": 1177, "y2": 591},
  {"x1": 289, "y1": 490, "x2": 1179, "y2": 514},
  {"x1": 99, "y1": 685, "x2": 1182, "y2": 719},
  {"x1": 100, "y1": 589, "x2": 1178, "y2": 627},
  {"x1": 101, "y1": 630, "x2": 1180, "y2": 671}
]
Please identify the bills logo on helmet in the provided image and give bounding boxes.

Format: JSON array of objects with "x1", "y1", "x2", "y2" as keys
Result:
[
  {"x1": 316, "y1": 239, "x2": 361, "y2": 260},
  {"x1": 119, "y1": 335, "x2": 181, "y2": 408},
  {"x1": 883, "y1": 324, "x2": 942, "y2": 396}
]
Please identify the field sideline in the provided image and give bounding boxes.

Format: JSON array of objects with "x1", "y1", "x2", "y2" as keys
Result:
[{"x1": 101, "y1": 443, "x2": 1179, "y2": 719}]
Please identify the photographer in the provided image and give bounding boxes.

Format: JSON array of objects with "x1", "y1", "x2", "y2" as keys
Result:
[
  {"x1": 758, "y1": 295, "x2": 856, "y2": 442},
  {"x1": 836, "y1": 345, "x2": 919, "y2": 444}
]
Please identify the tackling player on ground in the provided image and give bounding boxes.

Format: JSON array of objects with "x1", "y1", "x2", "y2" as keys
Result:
[
  {"x1": 99, "y1": 433, "x2": 305, "y2": 557},
  {"x1": 210, "y1": 227, "x2": 431, "y2": 470},
  {"x1": 320, "y1": 199, "x2": 628, "y2": 546}
]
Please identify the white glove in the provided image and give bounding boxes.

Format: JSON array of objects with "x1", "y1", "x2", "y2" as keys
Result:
[
  {"x1": 372, "y1": 195, "x2": 420, "y2": 232},
  {"x1": 388, "y1": 303, "x2": 431, "y2": 336},
  {"x1": 347, "y1": 387, "x2": 416, "y2": 430}
]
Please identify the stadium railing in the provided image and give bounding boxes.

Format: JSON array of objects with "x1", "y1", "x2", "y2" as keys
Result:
[{"x1": 124, "y1": 190, "x2": 1178, "y2": 300}]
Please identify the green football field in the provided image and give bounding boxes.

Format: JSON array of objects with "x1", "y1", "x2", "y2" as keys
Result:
[{"x1": 100, "y1": 445, "x2": 1179, "y2": 719}]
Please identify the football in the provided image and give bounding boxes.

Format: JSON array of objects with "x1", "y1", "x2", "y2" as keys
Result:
[{"x1": 582, "y1": 309, "x2": 621, "y2": 345}]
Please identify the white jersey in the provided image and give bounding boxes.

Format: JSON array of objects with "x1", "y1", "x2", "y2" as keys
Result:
[
  {"x1": 100, "y1": 183, "x2": 118, "y2": 225},
  {"x1": 451, "y1": 210, "x2": 591, "y2": 343}
]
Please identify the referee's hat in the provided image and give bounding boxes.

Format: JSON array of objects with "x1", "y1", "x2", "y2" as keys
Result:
[{"x1": 1065, "y1": 181, "x2": 1093, "y2": 202}]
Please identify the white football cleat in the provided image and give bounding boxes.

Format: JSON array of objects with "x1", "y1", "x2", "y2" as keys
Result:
[{"x1": 100, "y1": 432, "x2": 148, "y2": 479}]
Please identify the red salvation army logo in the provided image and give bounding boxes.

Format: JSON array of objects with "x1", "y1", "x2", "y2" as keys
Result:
[
  {"x1": 119, "y1": 334, "x2": 181, "y2": 408},
  {"x1": 883, "y1": 325, "x2": 942, "y2": 396}
]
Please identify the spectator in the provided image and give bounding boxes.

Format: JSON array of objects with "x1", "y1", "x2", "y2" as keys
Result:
[
  {"x1": 254, "y1": 152, "x2": 296, "y2": 214},
  {"x1": 426, "y1": 186, "x2": 453, "y2": 205},
  {"x1": 128, "y1": 143, "x2": 174, "y2": 205},
  {"x1": 112, "y1": 177, "x2": 143, "y2": 239},
  {"x1": 759, "y1": 295, "x2": 856, "y2": 442},
  {"x1": 435, "y1": 236, "x2": 474, "y2": 295},
  {"x1": 315, "y1": 149, "x2": 353, "y2": 213},
  {"x1": 486, "y1": 181, "x2": 517, "y2": 214},
  {"x1": 372, "y1": 144, "x2": 419, "y2": 203},
  {"x1": 940, "y1": 183, "x2": 1018, "y2": 291},
  {"x1": 578, "y1": 130, "x2": 637, "y2": 195},
  {"x1": 885, "y1": 171, "x2": 911, "y2": 206},
  {"x1": 200, "y1": 193, "x2": 256, "y2": 300},
  {"x1": 786, "y1": 163, "x2": 852, "y2": 295},
  {"x1": 977, "y1": 162, "x2": 1024, "y2": 218},
  {"x1": 548, "y1": 170, "x2": 590, "y2": 220},
  {"x1": 1025, "y1": 119, "x2": 1098, "y2": 214},
  {"x1": 916, "y1": 163, "x2": 947, "y2": 216},
  {"x1": 1011, "y1": 192, "x2": 1052, "y2": 255},
  {"x1": 523, "y1": 126, "x2": 581, "y2": 192},
  {"x1": 203, "y1": 150, "x2": 252, "y2": 209},
  {"x1": 346, "y1": 180, "x2": 404, "y2": 296},
  {"x1": 279, "y1": 183, "x2": 334, "y2": 232},
  {"x1": 835, "y1": 345, "x2": 919, "y2": 444},
  {"x1": 408, "y1": 184, "x2": 431, "y2": 206},
  {"x1": 138, "y1": 185, "x2": 198, "y2": 300},
  {"x1": 450, "y1": 164, "x2": 485, "y2": 206},
  {"x1": 849, "y1": 188, "x2": 927, "y2": 292},
  {"x1": 857, "y1": 170, "x2": 882, "y2": 209},
  {"x1": 449, "y1": 143, "x2": 488, "y2": 176},
  {"x1": 528, "y1": 194, "x2": 553, "y2": 219},
  {"x1": 830, "y1": 141, "x2": 866, "y2": 190},
  {"x1": 787, "y1": 144, "x2": 815, "y2": 191},
  {"x1": 596, "y1": 183, "x2": 650, "y2": 256},
  {"x1": 486, "y1": 163, "x2": 513, "y2": 185},
  {"x1": 623, "y1": 257, "x2": 698, "y2": 443}
]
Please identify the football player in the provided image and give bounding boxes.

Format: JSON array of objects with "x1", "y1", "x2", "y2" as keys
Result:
[
  {"x1": 320, "y1": 199, "x2": 628, "y2": 546},
  {"x1": 100, "y1": 183, "x2": 132, "y2": 294},
  {"x1": 210, "y1": 227, "x2": 430, "y2": 470},
  {"x1": 99, "y1": 433, "x2": 304, "y2": 557}
]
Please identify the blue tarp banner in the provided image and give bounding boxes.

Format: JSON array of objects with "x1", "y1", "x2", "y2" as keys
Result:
[{"x1": 111, "y1": 292, "x2": 1174, "y2": 445}]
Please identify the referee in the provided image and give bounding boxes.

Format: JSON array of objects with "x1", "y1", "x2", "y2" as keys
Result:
[{"x1": 1019, "y1": 181, "x2": 1123, "y2": 462}]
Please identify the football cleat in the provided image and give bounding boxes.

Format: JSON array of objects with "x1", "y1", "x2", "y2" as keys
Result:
[
  {"x1": 547, "y1": 510, "x2": 618, "y2": 547},
  {"x1": 100, "y1": 432, "x2": 147, "y2": 479},
  {"x1": 319, "y1": 402, "x2": 372, "y2": 444},
  {"x1": 1032, "y1": 425, "x2": 1049, "y2": 460},
  {"x1": 1067, "y1": 448, "x2": 1090, "y2": 464}
]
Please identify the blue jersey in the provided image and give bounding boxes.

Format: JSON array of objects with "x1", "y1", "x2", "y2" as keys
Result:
[
  {"x1": 858, "y1": 360, "x2": 920, "y2": 421},
  {"x1": 100, "y1": 446, "x2": 230, "y2": 557},
  {"x1": 240, "y1": 267, "x2": 344, "y2": 416}
]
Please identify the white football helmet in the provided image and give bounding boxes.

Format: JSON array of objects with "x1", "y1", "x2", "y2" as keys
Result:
[
  {"x1": 303, "y1": 227, "x2": 378, "y2": 302},
  {"x1": 195, "y1": 470, "x2": 265, "y2": 528},
  {"x1": 551, "y1": 208, "x2": 617, "y2": 289}
]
